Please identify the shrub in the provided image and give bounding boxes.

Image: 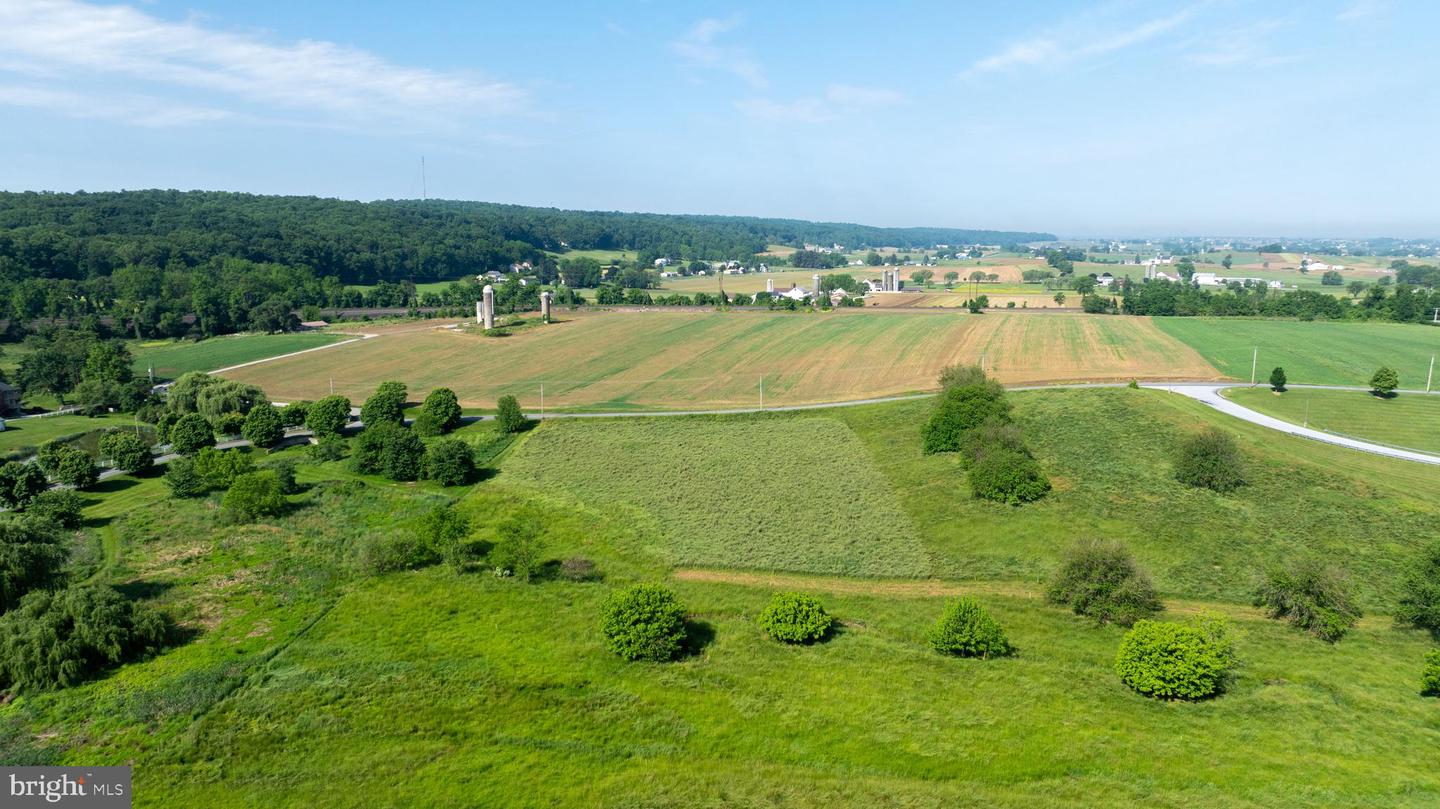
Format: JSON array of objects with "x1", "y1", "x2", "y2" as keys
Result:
[
  {"x1": 420, "y1": 387, "x2": 463, "y2": 434},
  {"x1": 193, "y1": 447, "x2": 255, "y2": 490},
  {"x1": 922, "y1": 383, "x2": 1011, "y2": 454},
  {"x1": 1370, "y1": 365, "x2": 1400, "y2": 397},
  {"x1": 1269, "y1": 366, "x2": 1287, "y2": 392},
  {"x1": 957, "y1": 416, "x2": 1028, "y2": 466},
  {"x1": 1423, "y1": 650, "x2": 1440, "y2": 697},
  {"x1": 361, "y1": 381, "x2": 408, "y2": 427},
  {"x1": 50, "y1": 445, "x2": 98, "y2": 490},
  {"x1": 490, "y1": 516, "x2": 544, "y2": 582},
  {"x1": 424, "y1": 439, "x2": 476, "y2": 486},
  {"x1": 1046, "y1": 540, "x2": 1162, "y2": 626},
  {"x1": 99, "y1": 431, "x2": 152, "y2": 474},
  {"x1": 412, "y1": 410, "x2": 443, "y2": 437},
  {"x1": 758, "y1": 592, "x2": 834, "y2": 644},
  {"x1": 382, "y1": 428, "x2": 426, "y2": 481},
  {"x1": 0, "y1": 585, "x2": 168, "y2": 691},
  {"x1": 559, "y1": 557, "x2": 601, "y2": 582},
  {"x1": 351, "y1": 423, "x2": 397, "y2": 474},
  {"x1": 415, "y1": 503, "x2": 470, "y2": 572},
  {"x1": 305, "y1": 395, "x2": 352, "y2": 437},
  {"x1": 308, "y1": 433, "x2": 347, "y2": 462},
  {"x1": 600, "y1": 584, "x2": 687, "y2": 662},
  {"x1": 211, "y1": 411, "x2": 246, "y2": 437},
  {"x1": 221, "y1": 471, "x2": 286, "y2": 522},
  {"x1": 1254, "y1": 559, "x2": 1361, "y2": 642},
  {"x1": 0, "y1": 515, "x2": 65, "y2": 613},
  {"x1": 927, "y1": 597, "x2": 1012, "y2": 658},
  {"x1": 968, "y1": 447, "x2": 1050, "y2": 504},
  {"x1": 1115, "y1": 615, "x2": 1236, "y2": 700},
  {"x1": 1397, "y1": 541, "x2": 1440, "y2": 632},
  {"x1": 168, "y1": 413, "x2": 215, "y2": 455},
  {"x1": 33, "y1": 442, "x2": 67, "y2": 477},
  {"x1": 25, "y1": 490, "x2": 84, "y2": 530},
  {"x1": 359, "y1": 533, "x2": 439, "y2": 574},
  {"x1": 241, "y1": 401, "x2": 285, "y2": 448},
  {"x1": 937, "y1": 363, "x2": 992, "y2": 391},
  {"x1": 0, "y1": 463, "x2": 48, "y2": 511},
  {"x1": 162, "y1": 457, "x2": 207, "y2": 498},
  {"x1": 280, "y1": 400, "x2": 311, "y2": 428},
  {"x1": 1174, "y1": 428, "x2": 1244, "y2": 493},
  {"x1": 496, "y1": 395, "x2": 526, "y2": 433},
  {"x1": 264, "y1": 458, "x2": 300, "y2": 494}
]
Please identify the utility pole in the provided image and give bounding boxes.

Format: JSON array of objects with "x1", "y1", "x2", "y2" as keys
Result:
[
  {"x1": 1303, "y1": 398, "x2": 1309, "y2": 428},
  {"x1": 1428, "y1": 354, "x2": 1435, "y2": 394},
  {"x1": 540, "y1": 383, "x2": 544, "y2": 418},
  {"x1": 329, "y1": 376, "x2": 334, "y2": 395},
  {"x1": 759, "y1": 374, "x2": 764, "y2": 410},
  {"x1": 1250, "y1": 346, "x2": 1258, "y2": 386}
]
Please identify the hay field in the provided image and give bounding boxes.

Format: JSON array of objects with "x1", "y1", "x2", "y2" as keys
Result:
[{"x1": 222, "y1": 310, "x2": 1219, "y2": 410}]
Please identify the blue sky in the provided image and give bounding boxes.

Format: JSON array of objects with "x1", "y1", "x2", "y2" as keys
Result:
[{"x1": 0, "y1": 0, "x2": 1435, "y2": 237}]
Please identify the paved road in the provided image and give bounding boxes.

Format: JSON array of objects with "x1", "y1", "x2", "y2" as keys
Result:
[{"x1": 1143, "y1": 383, "x2": 1440, "y2": 466}]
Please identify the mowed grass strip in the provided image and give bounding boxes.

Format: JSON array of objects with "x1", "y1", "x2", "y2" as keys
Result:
[
  {"x1": 222, "y1": 310, "x2": 1219, "y2": 409},
  {"x1": 1226, "y1": 386, "x2": 1440, "y2": 454},
  {"x1": 0, "y1": 413, "x2": 143, "y2": 460},
  {"x1": 1154, "y1": 317, "x2": 1440, "y2": 386},
  {"x1": 130, "y1": 332, "x2": 347, "y2": 380},
  {"x1": 502, "y1": 416, "x2": 929, "y2": 577}
]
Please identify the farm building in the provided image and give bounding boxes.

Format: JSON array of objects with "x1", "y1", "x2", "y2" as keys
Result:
[
  {"x1": 775, "y1": 285, "x2": 811, "y2": 302},
  {"x1": 0, "y1": 381, "x2": 18, "y2": 415},
  {"x1": 1192, "y1": 272, "x2": 1283, "y2": 289},
  {"x1": 1096, "y1": 272, "x2": 1115, "y2": 287}
]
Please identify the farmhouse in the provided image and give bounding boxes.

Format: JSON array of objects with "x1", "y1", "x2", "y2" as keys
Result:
[
  {"x1": 0, "y1": 381, "x2": 18, "y2": 415},
  {"x1": 1096, "y1": 272, "x2": 1115, "y2": 287}
]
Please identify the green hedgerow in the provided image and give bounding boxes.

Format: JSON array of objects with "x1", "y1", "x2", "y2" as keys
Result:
[
  {"x1": 1422, "y1": 650, "x2": 1440, "y2": 697},
  {"x1": 927, "y1": 597, "x2": 1012, "y2": 658},
  {"x1": 1115, "y1": 614, "x2": 1237, "y2": 700},
  {"x1": 921, "y1": 382, "x2": 1011, "y2": 455},
  {"x1": 600, "y1": 584, "x2": 687, "y2": 662},
  {"x1": 758, "y1": 592, "x2": 834, "y2": 644},
  {"x1": 1046, "y1": 540, "x2": 1162, "y2": 627},
  {"x1": 1254, "y1": 558, "x2": 1361, "y2": 643}
]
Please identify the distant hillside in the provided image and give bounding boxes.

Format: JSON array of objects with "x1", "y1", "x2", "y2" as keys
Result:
[{"x1": 0, "y1": 190, "x2": 1054, "y2": 284}]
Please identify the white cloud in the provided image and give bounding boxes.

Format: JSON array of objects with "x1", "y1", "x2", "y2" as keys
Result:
[
  {"x1": 737, "y1": 84, "x2": 906, "y2": 124},
  {"x1": 1337, "y1": 0, "x2": 1387, "y2": 21},
  {"x1": 964, "y1": 6, "x2": 1195, "y2": 76},
  {"x1": 0, "y1": 83, "x2": 232, "y2": 126},
  {"x1": 669, "y1": 15, "x2": 767, "y2": 89},
  {"x1": 0, "y1": 0, "x2": 526, "y2": 127},
  {"x1": 1184, "y1": 18, "x2": 1295, "y2": 67}
]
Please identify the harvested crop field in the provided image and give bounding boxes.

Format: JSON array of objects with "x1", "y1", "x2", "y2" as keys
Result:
[{"x1": 222, "y1": 310, "x2": 1220, "y2": 409}]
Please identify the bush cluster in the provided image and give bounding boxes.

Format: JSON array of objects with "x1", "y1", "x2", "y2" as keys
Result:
[
  {"x1": 1423, "y1": 650, "x2": 1440, "y2": 698},
  {"x1": 0, "y1": 585, "x2": 168, "y2": 692},
  {"x1": 0, "y1": 516, "x2": 66, "y2": 613},
  {"x1": 99, "y1": 431, "x2": 153, "y2": 474},
  {"x1": 600, "y1": 584, "x2": 687, "y2": 662},
  {"x1": 758, "y1": 592, "x2": 833, "y2": 644},
  {"x1": 0, "y1": 462, "x2": 48, "y2": 510},
  {"x1": 304, "y1": 395, "x2": 352, "y2": 437},
  {"x1": 921, "y1": 365, "x2": 1050, "y2": 505},
  {"x1": 1115, "y1": 614, "x2": 1236, "y2": 700},
  {"x1": 1046, "y1": 540, "x2": 1162, "y2": 626},
  {"x1": 415, "y1": 387, "x2": 462, "y2": 436},
  {"x1": 221, "y1": 471, "x2": 287, "y2": 522},
  {"x1": 1174, "y1": 428, "x2": 1245, "y2": 493},
  {"x1": 496, "y1": 395, "x2": 526, "y2": 434},
  {"x1": 1396, "y1": 541, "x2": 1440, "y2": 633},
  {"x1": 1254, "y1": 559, "x2": 1361, "y2": 642},
  {"x1": 490, "y1": 516, "x2": 544, "y2": 582},
  {"x1": 361, "y1": 381, "x2": 407, "y2": 428},
  {"x1": 928, "y1": 597, "x2": 1012, "y2": 658}
]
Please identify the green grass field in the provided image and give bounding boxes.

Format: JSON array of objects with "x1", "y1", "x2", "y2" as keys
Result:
[
  {"x1": 0, "y1": 413, "x2": 144, "y2": 461},
  {"x1": 1225, "y1": 386, "x2": 1440, "y2": 454},
  {"x1": 504, "y1": 417, "x2": 928, "y2": 576},
  {"x1": 6, "y1": 388, "x2": 1440, "y2": 806},
  {"x1": 130, "y1": 332, "x2": 347, "y2": 380},
  {"x1": 1155, "y1": 318, "x2": 1440, "y2": 387}
]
